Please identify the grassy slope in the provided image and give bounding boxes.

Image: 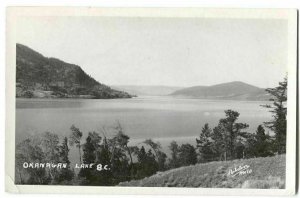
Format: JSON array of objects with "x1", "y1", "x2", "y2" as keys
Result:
[{"x1": 119, "y1": 155, "x2": 285, "y2": 189}]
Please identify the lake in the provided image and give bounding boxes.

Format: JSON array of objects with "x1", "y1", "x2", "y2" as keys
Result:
[{"x1": 16, "y1": 96, "x2": 272, "y2": 161}]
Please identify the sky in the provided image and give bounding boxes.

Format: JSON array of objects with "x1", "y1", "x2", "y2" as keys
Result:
[{"x1": 16, "y1": 16, "x2": 288, "y2": 88}]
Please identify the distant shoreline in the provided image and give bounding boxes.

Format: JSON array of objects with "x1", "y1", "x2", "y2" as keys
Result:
[{"x1": 15, "y1": 95, "x2": 270, "y2": 102}]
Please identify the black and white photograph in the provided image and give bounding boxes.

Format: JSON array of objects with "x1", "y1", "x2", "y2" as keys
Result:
[{"x1": 5, "y1": 7, "x2": 297, "y2": 195}]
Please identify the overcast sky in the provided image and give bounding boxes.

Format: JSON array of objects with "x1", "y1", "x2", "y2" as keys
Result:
[{"x1": 16, "y1": 17, "x2": 288, "y2": 88}]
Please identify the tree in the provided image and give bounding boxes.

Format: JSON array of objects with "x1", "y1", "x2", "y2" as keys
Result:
[
  {"x1": 262, "y1": 78, "x2": 287, "y2": 154},
  {"x1": 136, "y1": 146, "x2": 147, "y2": 178},
  {"x1": 143, "y1": 139, "x2": 167, "y2": 171},
  {"x1": 15, "y1": 138, "x2": 49, "y2": 184},
  {"x1": 137, "y1": 146, "x2": 147, "y2": 164},
  {"x1": 168, "y1": 141, "x2": 180, "y2": 168},
  {"x1": 156, "y1": 150, "x2": 167, "y2": 171},
  {"x1": 94, "y1": 135, "x2": 114, "y2": 186},
  {"x1": 211, "y1": 110, "x2": 249, "y2": 160},
  {"x1": 211, "y1": 124, "x2": 227, "y2": 161},
  {"x1": 196, "y1": 123, "x2": 214, "y2": 162},
  {"x1": 99, "y1": 123, "x2": 133, "y2": 183},
  {"x1": 39, "y1": 132, "x2": 61, "y2": 182},
  {"x1": 79, "y1": 134, "x2": 97, "y2": 184},
  {"x1": 245, "y1": 125, "x2": 274, "y2": 158},
  {"x1": 20, "y1": 132, "x2": 61, "y2": 182},
  {"x1": 82, "y1": 136, "x2": 97, "y2": 163},
  {"x1": 40, "y1": 131, "x2": 60, "y2": 162},
  {"x1": 15, "y1": 132, "x2": 68, "y2": 184},
  {"x1": 59, "y1": 137, "x2": 70, "y2": 164},
  {"x1": 69, "y1": 125, "x2": 83, "y2": 163},
  {"x1": 88, "y1": 131, "x2": 102, "y2": 150},
  {"x1": 178, "y1": 143, "x2": 197, "y2": 166},
  {"x1": 113, "y1": 122, "x2": 133, "y2": 166},
  {"x1": 79, "y1": 131, "x2": 115, "y2": 185},
  {"x1": 244, "y1": 133, "x2": 257, "y2": 158},
  {"x1": 55, "y1": 137, "x2": 74, "y2": 183},
  {"x1": 113, "y1": 148, "x2": 131, "y2": 182},
  {"x1": 136, "y1": 146, "x2": 158, "y2": 179},
  {"x1": 105, "y1": 123, "x2": 132, "y2": 182},
  {"x1": 146, "y1": 149, "x2": 159, "y2": 174},
  {"x1": 255, "y1": 125, "x2": 273, "y2": 157}
]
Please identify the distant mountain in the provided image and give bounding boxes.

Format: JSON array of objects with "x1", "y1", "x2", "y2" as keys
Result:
[
  {"x1": 111, "y1": 85, "x2": 184, "y2": 96},
  {"x1": 16, "y1": 43, "x2": 132, "y2": 99},
  {"x1": 170, "y1": 81, "x2": 270, "y2": 101}
]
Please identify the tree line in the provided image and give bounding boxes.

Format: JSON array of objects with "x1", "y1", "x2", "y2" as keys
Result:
[
  {"x1": 196, "y1": 78, "x2": 287, "y2": 162},
  {"x1": 15, "y1": 78, "x2": 287, "y2": 185}
]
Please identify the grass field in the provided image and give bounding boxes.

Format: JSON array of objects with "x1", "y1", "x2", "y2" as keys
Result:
[{"x1": 119, "y1": 155, "x2": 285, "y2": 188}]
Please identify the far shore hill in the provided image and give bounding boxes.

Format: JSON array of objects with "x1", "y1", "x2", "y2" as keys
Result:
[{"x1": 169, "y1": 81, "x2": 271, "y2": 101}]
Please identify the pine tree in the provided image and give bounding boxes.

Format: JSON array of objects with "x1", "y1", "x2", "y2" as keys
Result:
[
  {"x1": 145, "y1": 149, "x2": 159, "y2": 175},
  {"x1": 168, "y1": 141, "x2": 180, "y2": 168},
  {"x1": 211, "y1": 124, "x2": 226, "y2": 161},
  {"x1": 256, "y1": 125, "x2": 267, "y2": 142},
  {"x1": 59, "y1": 137, "x2": 70, "y2": 164},
  {"x1": 156, "y1": 150, "x2": 167, "y2": 171},
  {"x1": 196, "y1": 123, "x2": 214, "y2": 162},
  {"x1": 244, "y1": 125, "x2": 274, "y2": 158},
  {"x1": 136, "y1": 146, "x2": 147, "y2": 178},
  {"x1": 244, "y1": 133, "x2": 257, "y2": 158},
  {"x1": 254, "y1": 125, "x2": 274, "y2": 157},
  {"x1": 82, "y1": 136, "x2": 96, "y2": 163},
  {"x1": 94, "y1": 136, "x2": 113, "y2": 186},
  {"x1": 137, "y1": 146, "x2": 147, "y2": 163},
  {"x1": 136, "y1": 146, "x2": 158, "y2": 179},
  {"x1": 262, "y1": 78, "x2": 287, "y2": 154},
  {"x1": 55, "y1": 137, "x2": 74, "y2": 183},
  {"x1": 178, "y1": 144, "x2": 197, "y2": 166},
  {"x1": 78, "y1": 135, "x2": 96, "y2": 184},
  {"x1": 211, "y1": 110, "x2": 249, "y2": 160}
]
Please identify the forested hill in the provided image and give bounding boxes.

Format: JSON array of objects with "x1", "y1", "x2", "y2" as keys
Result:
[{"x1": 16, "y1": 44, "x2": 132, "y2": 99}]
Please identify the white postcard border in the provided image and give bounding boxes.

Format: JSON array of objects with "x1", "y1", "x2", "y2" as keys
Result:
[{"x1": 5, "y1": 7, "x2": 297, "y2": 195}]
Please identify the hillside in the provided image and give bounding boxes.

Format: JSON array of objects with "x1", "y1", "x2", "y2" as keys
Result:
[
  {"x1": 119, "y1": 155, "x2": 285, "y2": 188},
  {"x1": 111, "y1": 85, "x2": 183, "y2": 96},
  {"x1": 170, "y1": 81, "x2": 270, "y2": 101},
  {"x1": 16, "y1": 43, "x2": 132, "y2": 99}
]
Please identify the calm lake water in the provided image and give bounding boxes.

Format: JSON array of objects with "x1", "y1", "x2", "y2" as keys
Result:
[{"x1": 16, "y1": 96, "x2": 272, "y2": 161}]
